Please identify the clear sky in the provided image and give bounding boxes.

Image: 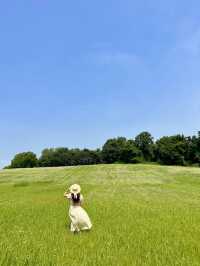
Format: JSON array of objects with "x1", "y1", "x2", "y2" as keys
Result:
[{"x1": 0, "y1": 0, "x2": 200, "y2": 168}]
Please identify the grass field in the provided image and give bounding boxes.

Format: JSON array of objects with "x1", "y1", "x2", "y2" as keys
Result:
[{"x1": 1, "y1": 164, "x2": 200, "y2": 266}]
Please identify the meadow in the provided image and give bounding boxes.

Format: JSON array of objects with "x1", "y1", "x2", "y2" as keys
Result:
[{"x1": 1, "y1": 164, "x2": 200, "y2": 266}]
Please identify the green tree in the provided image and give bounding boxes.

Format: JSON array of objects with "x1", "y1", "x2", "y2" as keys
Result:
[
  {"x1": 39, "y1": 147, "x2": 102, "y2": 167},
  {"x1": 120, "y1": 140, "x2": 142, "y2": 163},
  {"x1": 102, "y1": 137, "x2": 141, "y2": 163},
  {"x1": 155, "y1": 135, "x2": 188, "y2": 165},
  {"x1": 39, "y1": 148, "x2": 72, "y2": 167},
  {"x1": 10, "y1": 152, "x2": 38, "y2": 168},
  {"x1": 102, "y1": 137, "x2": 127, "y2": 163},
  {"x1": 135, "y1": 131, "x2": 154, "y2": 161},
  {"x1": 187, "y1": 132, "x2": 200, "y2": 165}
]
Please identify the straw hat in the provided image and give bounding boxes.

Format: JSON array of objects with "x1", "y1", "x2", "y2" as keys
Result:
[{"x1": 69, "y1": 184, "x2": 81, "y2": 194}]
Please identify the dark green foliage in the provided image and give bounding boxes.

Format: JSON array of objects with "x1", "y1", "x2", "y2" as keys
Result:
[
  {"x1": 102, "y1": 137, "x2": 142, "y2": 163},
  {"x1": 3, "y1": 165, "x2": 12, "y2": 169},
  {"x1": 155, "y1": 135, "x2": 188, "y2": 165},
  {"x1": 39, "y1": 148, "x2": 70, "y2": 167},
  {"x1": 102, "y1": 137, "x2": 126, "y2": 163},
  {"x1": 186, "y1": 132, "x2": 200, "y2": 165},
  {"x1": 135, "y1": 131, "x2": 154, "y2": 161},
  {"x1": 10, "y1": 152, "x2": 38, "y2": 168},
  {"x1": 120, "y1": 140, "x2": 142, "y2": 163},
  {"x1": 39, "y1": 148, "x2": 102, "y2": 167},
  {"x1": 7, "y1": 131, "x2": 200, "y2": 168}
]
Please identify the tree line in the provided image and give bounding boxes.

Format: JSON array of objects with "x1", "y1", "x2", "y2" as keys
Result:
[{"x1": 5, "y1": 131, "x2": 200, "y2": 169}]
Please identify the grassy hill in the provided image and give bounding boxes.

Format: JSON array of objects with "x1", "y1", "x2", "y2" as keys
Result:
[{"x1": 1, "y1": 164, "x2": 200, "y2": 266}]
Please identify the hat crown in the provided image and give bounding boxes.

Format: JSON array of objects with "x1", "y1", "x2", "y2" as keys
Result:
[{"x1": 69, "y1": 184, "x2": 81, "y2": 194}]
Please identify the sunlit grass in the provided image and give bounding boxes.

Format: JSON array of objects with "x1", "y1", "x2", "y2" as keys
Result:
[{"x1": 1, "y1": 164, "x2": 200, "y2": 265}]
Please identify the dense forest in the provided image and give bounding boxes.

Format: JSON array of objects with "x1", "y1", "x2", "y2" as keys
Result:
[{"x1": 5, "y1": 131, "x2": 200, "y2": 169}]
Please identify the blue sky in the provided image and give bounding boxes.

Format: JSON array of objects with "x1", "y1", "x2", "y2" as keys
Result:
[{"x1": 0, "y1": 0, "x2": 200, "y2": 168}]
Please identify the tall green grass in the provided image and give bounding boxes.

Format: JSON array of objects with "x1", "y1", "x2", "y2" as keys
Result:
[{"x1": 1, "y1": 164, "x2": 200, "y2": 265}]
